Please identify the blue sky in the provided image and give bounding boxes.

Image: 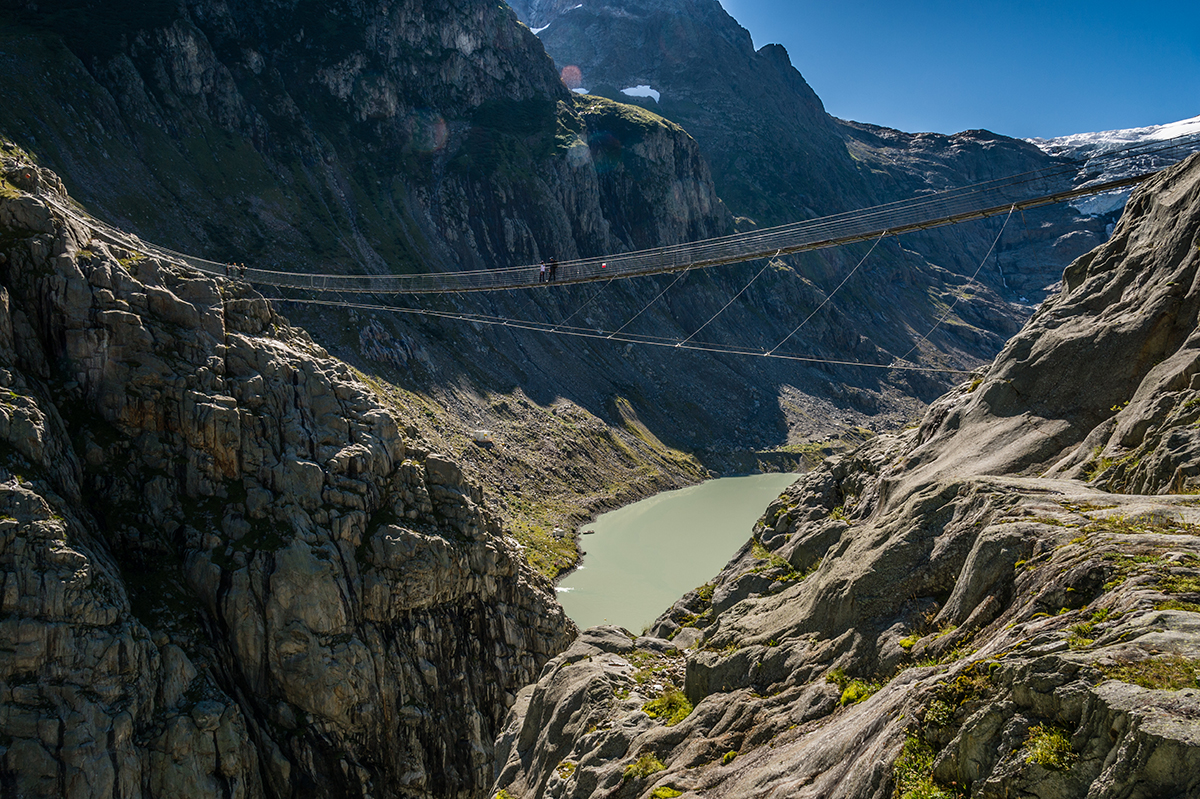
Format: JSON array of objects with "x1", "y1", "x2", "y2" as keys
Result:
[{"x1": 717, "y1": 0, "x2": 1200, "y2": 139}]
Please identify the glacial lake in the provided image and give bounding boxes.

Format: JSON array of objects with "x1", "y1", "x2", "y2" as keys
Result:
[{"x1": 555, "y1": 473, "x2": 800, "y2": 632}]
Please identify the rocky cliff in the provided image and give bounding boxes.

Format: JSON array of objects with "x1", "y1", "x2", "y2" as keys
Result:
[
  {"x1": 0, "y1": 154, "x2": 574, "y2": 797},
  {"x1": 0, "y1": 0, "x2": 1099, "y2": 499},
  {"x1": 490, "y1": 155, "x2": 1200, "y2": 798},
  {"x1": 510, "y1": 0, "x2": 1118, "y2": 343},
  {"x1": 0, "y1": 0, "x2": 754, "y2": 571}
]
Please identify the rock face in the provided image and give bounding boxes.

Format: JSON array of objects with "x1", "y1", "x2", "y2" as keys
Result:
[
  {"x1": 0, "y1": 158, "x2": 574, "y2": 797},
  {"x1": 490, "y1": 156, "x2": 1200, "y2": 797},
  {"x1": 510, "y1": 0, "x2": 1112, "y2": 298},
  {"x1": 0, "y1": 0, "x2": 1110, "y2": 469},
  {"x1": 0, "y1": 0, "x2": 731, "y2": 271}
]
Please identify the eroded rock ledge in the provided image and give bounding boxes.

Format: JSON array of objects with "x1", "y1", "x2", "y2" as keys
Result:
[{"x1": 0, "y1": 157, "x2": 574, "y2": 798}]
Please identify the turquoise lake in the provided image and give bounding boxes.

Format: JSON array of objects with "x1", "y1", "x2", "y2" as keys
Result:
[{"x1": 555, "y1": 473, "x2": 799, "y2": 632}]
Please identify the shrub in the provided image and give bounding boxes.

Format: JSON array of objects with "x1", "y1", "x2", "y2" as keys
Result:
[
  {"x1": 642, "y1": 688, "x2": 693, "y2": 726},
  {"x1": 1023, "y1": 723, "x2": 1077, "y2": 770},
  {"x1": 924, "y1": 699, "x2": 954, "y2": 728},
  {"x1": 623, "y1": 753, "x2": 666, "y2": 781}
]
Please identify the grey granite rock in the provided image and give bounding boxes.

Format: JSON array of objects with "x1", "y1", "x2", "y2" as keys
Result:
[{"x1": 0, "y1": 160, "x2": 575, "y2": 798}]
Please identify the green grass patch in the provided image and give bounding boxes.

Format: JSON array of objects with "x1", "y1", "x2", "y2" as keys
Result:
[
  {"x1": 932, "y1": 660, "x2": 995, "y2": 708},
  {"x1": 750, "y1": 538, "x2": 786, "y2": 567},
  {"x1": 827, "y1": 667, "x2": 881, "y2": 706},
  {"x1": 1023, "y1": 723, "x2": 1077, "y2": 770},
  {"x1": 893, "y1": 733, "x2": 964, "y2": 799},
  {"x1": 650, "y1": 788, "x2": 682, "y2": 799},
  {"x1": 623, "y1": 753, "x2": 666, "y2": 781},
  {"x1": 1086, "y1": 513, "x2": 1200, "y2": 537},
  {"x1": 1101, "y1": 550, "x2": 1170, "y2": 590},
  {"x1": 721, "y1": 750, "x2": 738, "y2": 765},
  {"x1": 1101, "y1": 655, "x2": 1200, "y2": 690},
  {"x1": 1157, "y1": 599, "x2": 1200, "y2": 613},
  {"x1": 1160, "y1": 574, "x2": 1200, "y2": 594},
  {"x1": 642, "y1": 688, "x2": 693, "y2": 726},
  {"x1": 1067, "y1": 607, "x2": 1112, "y2": 650},
  {"x1": 1059, "y1": 501, "x2": 1119, "y2": 514},
  {"x1": 555, "y1": 760, "x2": 577, "y2": 780}
]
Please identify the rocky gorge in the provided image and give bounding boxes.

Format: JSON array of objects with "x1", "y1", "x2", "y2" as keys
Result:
[
  {"x1": 0, "y1": 0, "x2": 1197, "y2": 797},
  {"x1": 1, "y1": 130, "x2": 1197, "y2": 799}
]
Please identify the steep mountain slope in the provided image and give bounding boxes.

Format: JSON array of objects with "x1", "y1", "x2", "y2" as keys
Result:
[
  {"x1": 491, "y1": 154, "x2": 1200, "y2": 798},
  {"x1": 1029, "y1": 114, "x2": 1200, "y2": 215},
  {"x1": 509, "y1": 0, "x2": 1115, "y2": 302},
  {"x1": 0, "y1": 0, "x2": 1107, "y2": 507},
  {"x1": 0, "y1": 154, "x2": 573, "y2": 798}
]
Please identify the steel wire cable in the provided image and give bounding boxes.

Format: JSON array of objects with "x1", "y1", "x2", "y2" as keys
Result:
[
  {"x1": 889, "y1": 205, "x2": 1016, "y2": 369},
  {"x1": 277, "y1": 295, "x2": 973, "y2": 374},
  {"x1": 767, "y1": 231, "x2": 887, "y2": 356},
  {"x1": 550, "y1": 278, "x2": 616, "y2": 333},
  {"x1": 676, "y1": 251, "x2": 778, "y2": 348},
  {"x1": 607, "y1": 267, "x2": 691, "y2": 339}
]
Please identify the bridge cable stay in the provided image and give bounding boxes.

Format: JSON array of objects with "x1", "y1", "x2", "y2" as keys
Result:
[
  {"x1": 766, "y1": 231, "x2": 888, "y2": 356},
  {"x1": 889, "y1": 205, "x2": 1016, "y2": 370},
  {"x1": 277, "y1": 294, "x2": 975, "y2": 374},
  {"x1": 675, "y1": 250, "x2": 780, "y2": 348},
  {"x1": 606, "y1": 267, "x2": 691, "y2": 339},
  {"x1": 549, "y1": 277, "x2": 617, "y2": 333}
]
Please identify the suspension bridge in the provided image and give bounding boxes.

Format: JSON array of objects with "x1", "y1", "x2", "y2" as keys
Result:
[
  {"x1": 38, "y1": 132, "x2": 1200, "y2": 373},
  {"x1": 59, "y1": 132, "x2": 1198, "y2": 297}
]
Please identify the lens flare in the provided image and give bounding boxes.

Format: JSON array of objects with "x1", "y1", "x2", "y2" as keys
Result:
[
  {"x1": 560, "y1": 65, "x2": 583, "y2": 90},
  {"x1": 409, "y1": 109, "x2": 448, "y2": 153}
]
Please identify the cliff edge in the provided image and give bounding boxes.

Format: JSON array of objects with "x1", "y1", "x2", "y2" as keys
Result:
[{"x1": 0, "y1": 151, "x2": 574, "y2": 798}]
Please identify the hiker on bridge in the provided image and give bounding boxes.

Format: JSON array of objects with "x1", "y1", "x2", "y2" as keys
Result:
[
  {"x1": 539, "y1": 261, "x2": 547, "y2": 283},
  {"x1": 549, "y1": 257, "x2": 558, "y2": 282}
]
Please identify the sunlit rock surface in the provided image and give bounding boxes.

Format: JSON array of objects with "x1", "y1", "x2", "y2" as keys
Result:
[
  {"x1": 0, "y1": 157, "x2": 574, "y2": 799},
  {"x1": 492, "y1": 155, "x2": 1200, "y2": 799}
]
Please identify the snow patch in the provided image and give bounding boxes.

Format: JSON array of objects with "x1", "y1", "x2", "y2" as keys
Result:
[
  {"x1": 532, "y1": 24, "x2": 550, "y2": 35},
  {"x1": 572, "y1": 87, "x2": 589, "y2": 94},
  {"x1": 621, "y1": 85, "x2": 661, "y2": 103},
  {"x1": 1027, "y1": 114, "x2": 1200, "y2": 160},
  {"x1": 1026, "y1": 114, "x2": 1200, "y2": 216}
]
